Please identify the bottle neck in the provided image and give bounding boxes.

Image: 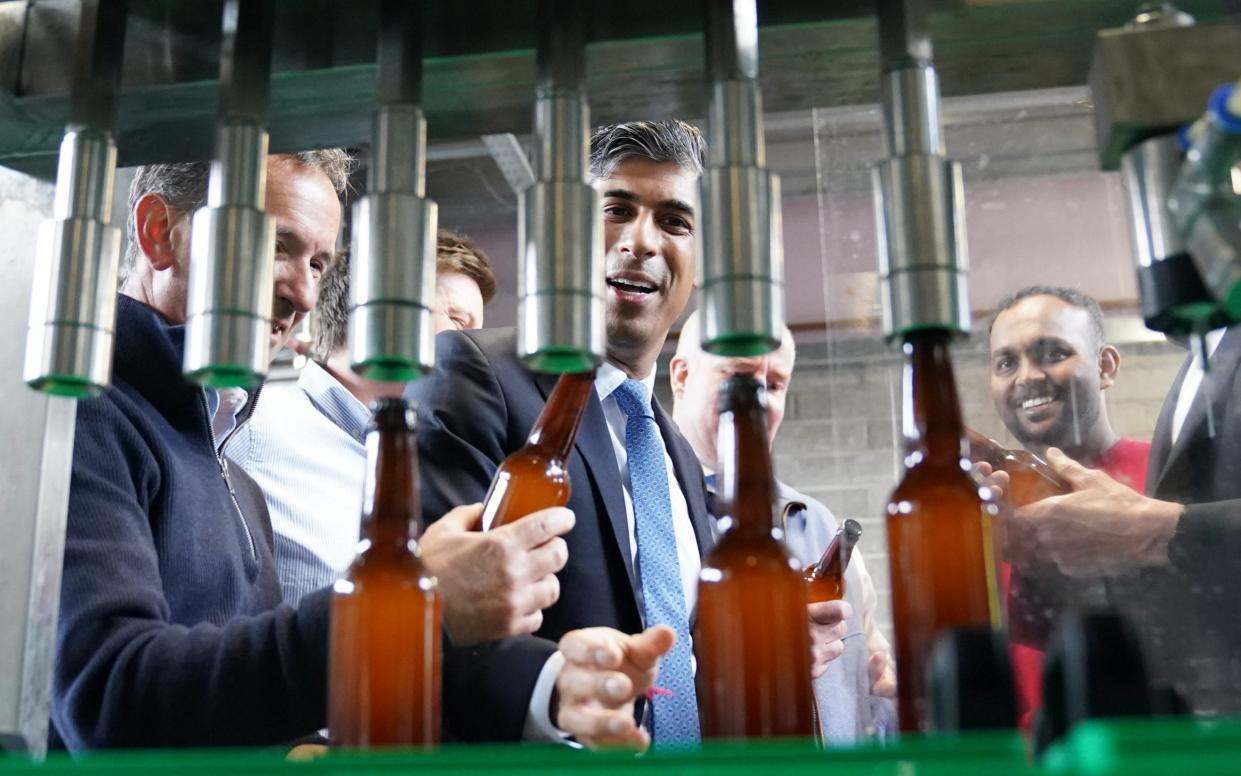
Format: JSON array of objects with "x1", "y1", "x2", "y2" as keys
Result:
[
  {"x1": 717, "y1": 379, "x2": 778, "y2": 539},
  {"x1": 360, "y1": 404, "x2": 421, "y2": 550},
  {"x1": 528, "y1": 370, "x2": 596, "y2": 459},
  {"x1": 902, "y1": 331, "x2": 967, "y2": 466}
]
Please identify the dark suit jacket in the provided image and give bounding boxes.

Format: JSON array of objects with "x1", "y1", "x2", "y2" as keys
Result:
[
  {"x1": 1125, "y1": 325, "x2": 1241, "y2": 711},
  {"x1": 406, "y1": 327, "x2": 714, "y2": 741}
]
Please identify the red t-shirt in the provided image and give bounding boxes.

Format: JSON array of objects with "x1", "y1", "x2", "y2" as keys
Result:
[{"x1": 1005, "y1": 438, "x2": 1152, "y2": 730}]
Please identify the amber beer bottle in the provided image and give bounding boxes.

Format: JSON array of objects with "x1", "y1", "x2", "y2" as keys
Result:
[
  {"x1": 965, "y1": 428, "x2": 1069, "y2": 507},
  {"x1": 483, "y1": 370, "x2": 595, "y2": 528},
  {"x1": 886, "y1": 332, "x2": 1002, "y2": 734},
  {"x1": 803, "y1": 520, "x2": 863, "y2": 603},
  {"x1": 695, "y1": 374, "x2": 815, "y2": 738},
  {"x1": 329, "y1": 399, "x2": 441, "y2": 747}
]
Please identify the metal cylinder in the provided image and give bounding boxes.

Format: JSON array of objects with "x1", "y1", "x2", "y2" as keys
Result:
[
  {"x1": 517, "y1": 0, "x2": 603, "y2": 372},
  {"x1": 518, "y1": 180, "x2": 605, "y2": 372},
  {"x1": 349, "y1": 105, "x2": 438, "y2": 382},
  {"x1": 872, "y1": 0, "x2": 970, "y2": 339},
  {"x1": 699, "y1": 166, "x2": 785, "y2": 355},
  {"x1": 873, "y1": 154, "x2": 970, "y2": 336},
  {"x1": 699, "y1": 0, "x2": 784, "y2": 356},
  {"x1": 1120, "y1": 135, "x2": 1227, "y2": 334},
  {"x1": 24, "y1": 129, "x2": 120, "y2": 397},
  {"x1": 882, "y1": 67, "x2": 945, "y2": 157},
  {"x1": 183, "y1": 121, "x2": 275, "y2": 388}
]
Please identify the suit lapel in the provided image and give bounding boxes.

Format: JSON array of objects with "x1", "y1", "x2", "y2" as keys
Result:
[
  {"x1": 1147, "y1": 349, "x2": 1193, "y2": 489},
  {"x1": 1154, "y1": 328, "x2": 1241, "y2": 493},
  {"x1": 655, "y1": 399, "x2": 716, "y2": 556},
  {"x1": 535, "y1": 372, "x2": 639, "y2": 599}
]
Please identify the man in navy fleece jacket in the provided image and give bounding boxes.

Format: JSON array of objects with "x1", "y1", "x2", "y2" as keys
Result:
[{"x1": 52, "y1": 152, "x2": 574, "y2": 749}]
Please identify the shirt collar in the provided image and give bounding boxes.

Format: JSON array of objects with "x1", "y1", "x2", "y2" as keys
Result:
[
  {"x1": 597, "y1": 360, "x2": 658, "y2": 407},
  {"x1": 298, "y1": 360, "x2": 373, "y2": 442}
]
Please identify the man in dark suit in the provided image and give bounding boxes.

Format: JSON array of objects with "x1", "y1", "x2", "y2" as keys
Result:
[
  {"x1": 1008, "y1": 325, "x2": 1241, "y2": 712},
  {"x1": 408, "y1": 120, "x2": 846, "y2": 748}
]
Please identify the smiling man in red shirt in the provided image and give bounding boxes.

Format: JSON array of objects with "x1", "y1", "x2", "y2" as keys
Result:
[{"x1": 987, "y1": 285, "x2": 1151, "y2": 729}]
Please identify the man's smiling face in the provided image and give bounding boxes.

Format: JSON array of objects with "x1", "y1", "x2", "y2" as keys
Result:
[{"x1": 596, "y1": 157, "x2": 698, "y2": 372}]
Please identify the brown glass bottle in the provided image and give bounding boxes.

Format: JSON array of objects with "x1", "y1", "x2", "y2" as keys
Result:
[
  {"x1": 886, "y1": 332, "x2": 1002, "y2": 734},
  {"x1": 803, "y1": 520, "x2": 862, "y2": 604},
  {"x1": 483, "y1": 370, "x2": 595, "y2": 528},
  {"x1": 329, "y1": 398, "x2": 441, "y2": 748},
  {"x1": 965, "y1": 428, "x2": 1070, "y2": 507},
  {"x1": 695, "y1": 374, "x2": 815, "y2": 739}
]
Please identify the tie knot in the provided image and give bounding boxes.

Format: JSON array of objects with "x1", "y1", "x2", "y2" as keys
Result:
[{"x1": 613, "y1": 378, "x2": 652, "y2": 419}]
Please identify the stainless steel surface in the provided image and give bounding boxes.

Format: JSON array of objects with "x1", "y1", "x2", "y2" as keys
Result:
[
  {"x1": 184, "y1": 121, "x2": 274, "y2": 387},
  {"x1": 873, "y1": 0, "x2": 970, "y2": 338},
  {"x1": 370, "y1": 105, "x2": 426, "y2": 196},
  {"x1": 1121, "y1": 134, "x2": 1186, "y2": 269},
  {"x1": 349, "y1": 189, "x2": 438, "y2": 379},
  {"x1": 1, "y1": 166, "x2": 75, "y2": 759},
  {"x1": 24, "y1": 129, "x2": 119, "y2": 396},
  {"x1": 1089, "y1": 20, "x2": 1241, "y2": 169},
  {"x1": 517, "y1": 0, "x2": 602, "y2": 372},
  {"x1": 882, "y1": 67, "x2": 945, "y2": 157},
  {"x1": 873, "y1": 154, "x2": 970, "y2": 335},
  {"x1": 185, "y1": 199, "x2": 276, "y2": 385},
  {"x1": 182, "y1": 0, "x2": 276, "y2": 387},
  {"x1": 349, "y1": 0, "x2": 438, "y2": 382},
  {"x1": 699, "y1": 0, "x2": 784, "y2": 357},
  {"x1": 699, "y1": 166, "x2": 785, "y2": 355},
  {"x1": 517, "y1": 179, "x2": 604, "y2": 371}
]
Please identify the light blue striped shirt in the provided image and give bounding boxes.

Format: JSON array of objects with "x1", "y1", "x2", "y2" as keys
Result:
[{"x1": 224, "y1": 360, "x2": 371, "y2": 605}]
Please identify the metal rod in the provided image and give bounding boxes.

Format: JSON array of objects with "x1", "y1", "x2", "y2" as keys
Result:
[
  {"x1": 698, "y1": 0, "x2": 785, "y2": 357},
  {"x1": 24, "y1": 0, "x2": 127, "y2": 398},
  {"x1": 515, "y1": 0, "x2": 603, "y2": 373},
  {"x1": 349, "y1": 0, "x2": 438, "y2": 382},
  {"x1": 183, "y1": 0, "x2": 277, "y2": 388},
  {"x1": 872, "y1": 0, "x2": 969, "y2": 338}
]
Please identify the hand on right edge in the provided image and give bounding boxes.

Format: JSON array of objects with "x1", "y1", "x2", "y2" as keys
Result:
[{"x1": 419, "y1": 504, "x2": 573, "y2": 645}]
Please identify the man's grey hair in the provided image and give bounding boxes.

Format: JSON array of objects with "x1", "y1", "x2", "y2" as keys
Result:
[
  {"x1": 589, "y1": 120, "x2": 706, "y2": 181},
  {"x1": 121, "y1": 149, "x2": 354, "y2": 279},
  {"x1": 989, "y1": 284, "x2": 1107, "y2": 349}
]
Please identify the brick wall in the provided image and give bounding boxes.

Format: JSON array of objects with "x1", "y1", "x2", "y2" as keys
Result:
[{"x1": 760, "y1": 331, "x2": 1188, "y2": 643}]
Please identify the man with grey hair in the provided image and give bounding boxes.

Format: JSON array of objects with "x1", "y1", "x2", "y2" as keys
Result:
[
  {"x1": 407, "y1": 120, "x2": 849, "y2": 749},
  {"x1": 669, "y1": 310, "x2": 896, "y2": 744},
  {"x1": 54, "y1": 150, "x2": 427, "y2": 750}
]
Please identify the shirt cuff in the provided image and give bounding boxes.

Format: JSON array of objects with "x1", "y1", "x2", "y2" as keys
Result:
[{"x1": 522, "y1": 651, "x2": 572, "y2": 743}]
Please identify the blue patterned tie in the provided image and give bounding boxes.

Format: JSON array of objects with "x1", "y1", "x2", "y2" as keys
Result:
[{"x1": 612, "y1": 379, "x2": 701, "y2": 746}]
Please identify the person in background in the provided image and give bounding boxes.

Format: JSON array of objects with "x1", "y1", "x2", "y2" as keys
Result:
[
  {"x1": 405, "y1": 120, "x2": 850, "y2": 749},
  {"x1": 1007, "y1": 320, "x2": 1241, "y2": 715},
  {"x1": 668, "y1": 309, "x2": 896, "y2": 744},
  {"x1": 53, "y1": 153, "x2": 571, "y2": 750},
  {"x1": 987, "y1": 285, "x2": 1152, "y2": 729},
  {"x1": 229, "y1": 226, "x2": 568, "y2": 649}
]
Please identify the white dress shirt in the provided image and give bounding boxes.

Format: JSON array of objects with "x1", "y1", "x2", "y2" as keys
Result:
[
  {"x1": 524, "y1": 361, "x2": 702, "y2": 741},
  {"x1": 1171, "y1": 328, "x2": 1226, "y2": 445},
  {"x1": 224, "y1": 360, "x2": 372, "y2": 604}
]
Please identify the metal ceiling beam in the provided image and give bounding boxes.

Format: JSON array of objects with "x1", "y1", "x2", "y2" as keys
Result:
[{"x1": 0, "y1": 0, "x2": 1232, "y2": 179}]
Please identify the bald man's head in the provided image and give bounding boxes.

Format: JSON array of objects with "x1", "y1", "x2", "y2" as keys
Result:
[{"x1": 669, "y1": 310, "x2": 795, "y2": 470}]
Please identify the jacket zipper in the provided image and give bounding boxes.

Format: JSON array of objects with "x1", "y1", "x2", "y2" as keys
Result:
[{"x1": 200, "y1": 392, "x2": 258, "y2": 562}]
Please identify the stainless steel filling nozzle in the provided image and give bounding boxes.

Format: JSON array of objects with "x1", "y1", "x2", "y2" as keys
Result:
[
  {"x1": 350, "y1": 0, "x2": 438, "y2": 383},
  {"x1": 183, "y1": 0, "x2": 277, "y2": 389},
  {"x1": 25, "y1": 0, "x2": 128, "y2": 397},
  {"x1": 516, "y1": 0, "x2": 604, "y2": 373}
]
